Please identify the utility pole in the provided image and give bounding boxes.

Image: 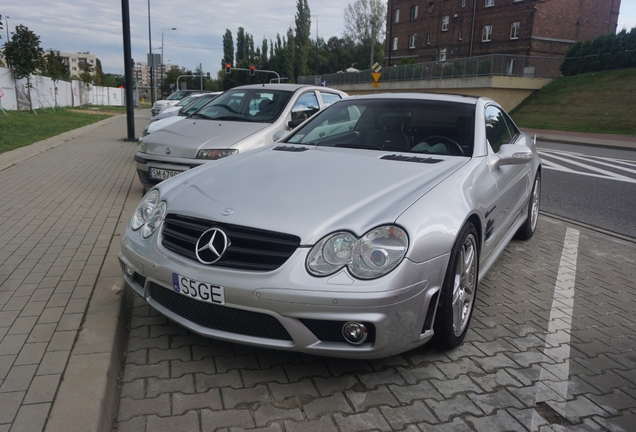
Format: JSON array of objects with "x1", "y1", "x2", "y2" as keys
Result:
[
  {"x1": 147, "y1": 0, "x2": 155, "y2": 106},
  {"x1": 370, "y1": 21, "x2": 376, "y2": 69}
]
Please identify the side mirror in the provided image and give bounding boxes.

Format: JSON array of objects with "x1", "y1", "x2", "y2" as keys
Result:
[
  {"x1": 492, "y1": 144, "x2": 533, "y2": 170},
  {"x1": 288, "y1": 118, "x2": 304, "y2": 129},
  {"x1": 273, "y1": 129, "x2": 289, "y2": 141}
]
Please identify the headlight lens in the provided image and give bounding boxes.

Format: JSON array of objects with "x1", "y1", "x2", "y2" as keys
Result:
[
  {"x1": 307, "y1": 226, "x2": 408, "y2": 280},
  {"x1": 138, "y1": 139, "x2": 147, "y2": 152},
  {"x1": 196, "y1": 149, "x2": 239, "y2": 160},
  {"x1": 131, "y1": 190, "x2": 166, "y2": 238}
]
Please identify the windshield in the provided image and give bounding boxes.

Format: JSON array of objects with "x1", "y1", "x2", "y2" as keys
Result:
[
  {"x1": 193, "y1": 89, "x2": 293, "y2": 123},
  {"x1": 166, "y1": 90, "x2": 192, "y2": 100},
  {"x1": 182, "y1": 94, "x2": 219, "y2": 116},
  {"x1": 284, "y1": 99, "x2": 476, "y2": 157}
]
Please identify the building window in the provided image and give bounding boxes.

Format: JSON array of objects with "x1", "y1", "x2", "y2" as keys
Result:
[
  {"x1": 482, "y1": 25, "x2": 492, "y2": 42},
  {"x1": 459, "y1": 29, "x2": 463, "y2": 41},
  {"x1": 510, "y1": 22, "x2": 520, "y2": 39},
  {"x1": 89, "y1": 59, "x2": 94, "y2": 64},
  {"x1": 485, "y1": 0, "x2": 494, "y2": 6},
  {"x1": 393, "y1": 37, "x2": 399, "y2": 51},
  {"x1": 411, "y1": 5, "x2": 418, "y2": 20},
  {"x1": 428, "y1": 2, "x2": 434, "y2": 13},
  {"x1": 442, "y1": 16, "x2": 449, "y2": 31},
  {"x1": 72, "y1": 58, "x2": 77, "y2": 62},
  {"x1": 72, "y1": 67, "x2": 77, "y2": 71},
  {"x1": 394, "y1": 9, "x2": 400, "y2": 23},
  {"x1": 440, "y1": 48, "x2": 447, "y2": 61},
  {"x1": 409, "y1": 34, "x2": 417, "y2": 49},
  {"x1": 506, "y1": 59, "x2": 516, "y2": 75},
  {"x1": 462, "y1": 0, "x2": 466, "y2": 7},
  {"x1": 427, "y1": 33, "x2": 432, "y2": 45}
]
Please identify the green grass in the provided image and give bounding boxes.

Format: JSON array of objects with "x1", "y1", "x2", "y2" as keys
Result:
[
  {"x1": 510, "y1": 68, "x2": 636, "y2": 136},
  {"x1": 0, "y1": 108, "x2": 113, "y2": 155}
]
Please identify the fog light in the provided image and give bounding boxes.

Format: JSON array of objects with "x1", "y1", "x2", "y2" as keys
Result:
[
  {"x1": 124, "y1": 265, "x2": 134, "y2": 279},
  {"x1": 342, "y1": 322, "x2": 368, "y2": 345}
]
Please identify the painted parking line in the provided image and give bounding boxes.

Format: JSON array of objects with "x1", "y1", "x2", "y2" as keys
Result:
[{"x1": 532, "y1": 227, "x2": 580, "y2": 430}]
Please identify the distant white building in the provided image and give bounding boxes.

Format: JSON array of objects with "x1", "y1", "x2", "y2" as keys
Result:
[{"x1": 57, "y1": 51, "x2": 98, "y2": 78}]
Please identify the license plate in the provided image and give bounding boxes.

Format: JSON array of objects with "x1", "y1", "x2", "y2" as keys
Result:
[
  {"x1": 149, "y1": 168, "x2": 181, "y2": 180},
  {"x1": 172, "y1": 273, "x2": 225, "y2": 305}
]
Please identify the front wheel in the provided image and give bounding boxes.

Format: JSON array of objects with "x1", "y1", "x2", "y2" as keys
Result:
[
  {"x1": 434, "y1": 223, "x2": 479, "y2": 349},
  {"x1": 515, "y1": 171, "x2": 541, "y2": 240}
]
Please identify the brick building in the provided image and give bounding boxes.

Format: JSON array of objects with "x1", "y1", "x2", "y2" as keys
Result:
[{"x1": 385, "y1": 0, "x2": 621, "y2": 66}]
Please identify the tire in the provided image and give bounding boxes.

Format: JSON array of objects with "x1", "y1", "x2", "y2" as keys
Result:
[
  {"x1": 515, "y1": 171, "x2": 541, "y2": 240},
  {"x1": 434, "y1": 223, "x2": 479, "y2": 349}
]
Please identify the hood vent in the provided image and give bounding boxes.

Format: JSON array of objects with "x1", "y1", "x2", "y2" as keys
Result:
[
  {"x1": 380, "y1": 154, "x2": 443, "y2": 164},
  {"x1": 273, "y1": 145, "x2": 309, "y2": 152}
]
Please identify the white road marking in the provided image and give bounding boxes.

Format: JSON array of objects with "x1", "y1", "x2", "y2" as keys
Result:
[
  {"x1": 538, "y1": 151, "x2": 636, "y2": 183},
  {"x1": 531, "y1": 227, "x2": 580, "y2": 431}
]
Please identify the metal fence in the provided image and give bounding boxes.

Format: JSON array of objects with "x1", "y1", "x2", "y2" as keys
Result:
[
  {"x1": 299, "y1": 51, "x2": 636, "y2": 85},
  {"x1": 560, "y1": 50, "x2": 636, "y2": 76},
  {"x1": 298, "y1": 54, "x2": 566, "y2": 86}
]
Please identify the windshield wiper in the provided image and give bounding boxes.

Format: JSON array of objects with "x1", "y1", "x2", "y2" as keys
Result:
[{"x1": 189, "y1": 113, "x2": 213, "y2": 120}]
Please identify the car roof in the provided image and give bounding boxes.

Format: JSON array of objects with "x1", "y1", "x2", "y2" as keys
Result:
[
  {"x1": 230, "y1": 83, "x2": 347, "y2": 94},
  {"x1": 341, "y1": 92, "x2": 482, "y2": 105}
]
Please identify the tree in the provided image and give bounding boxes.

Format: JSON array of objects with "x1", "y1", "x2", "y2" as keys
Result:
[
  {"x1": 294, "y1": 0, "x2": 311, "y2": 79},
  {"x1": 3, "y1": 25, "x2": 44, "y2": 111},
  {"x1": 222, "y1": 29, "x2": 234, "y2": 67},
  {"x1": 41, "y1": 50, "x2": 67, "y2": 108},
  {"x1": 343, "y1": 0, "x2": 386, "y2": 67},
  {"x1": 79, "y1": 61, "x2": 94, "y2": 106}
]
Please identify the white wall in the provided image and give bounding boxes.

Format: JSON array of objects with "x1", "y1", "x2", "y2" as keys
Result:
[{"x1": 0, "y1": 67, "x2": 124, "y2": 110}]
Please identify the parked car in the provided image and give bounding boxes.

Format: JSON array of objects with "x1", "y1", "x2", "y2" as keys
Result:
[
  {"x1": 120, "y1": 93, "x2": 541, "y2": 359},
  {"x1": 143, "y1": 92, "x2": 223, "y2": 137},
  {"x1": 154, "y1": 93, "x2": 208, "y2": 118},
  {"x1": 151, "y1": 90, "x2": 208, "y2": 115},
  {"x1": 135, "y1": 84, "x2": 347, "y2": 188}
]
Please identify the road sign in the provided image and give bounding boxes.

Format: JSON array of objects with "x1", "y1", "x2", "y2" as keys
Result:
[
  {"x1": 372, "y1": 62, "x2": 382, "y2": 73},
  {"x1": 372, "y1": 82, "x2": 381, "y2": 88},
  {"x1": 372, "y1": 72, "x2": 382, "y2": 82}
]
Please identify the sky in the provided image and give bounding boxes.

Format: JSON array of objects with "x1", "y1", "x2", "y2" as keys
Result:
[{"x1": 2, "y1": 0, "x2": 636, "y2": 75}]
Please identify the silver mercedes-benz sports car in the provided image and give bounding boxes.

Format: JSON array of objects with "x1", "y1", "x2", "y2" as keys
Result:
[{"x1": 119, "y1": 93, "x2": 541, "y2": 359}]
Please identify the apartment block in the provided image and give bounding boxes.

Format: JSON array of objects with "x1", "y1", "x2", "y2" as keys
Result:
[{"x1": 385, "y1": 0, "x2": 621, "y2": 65}]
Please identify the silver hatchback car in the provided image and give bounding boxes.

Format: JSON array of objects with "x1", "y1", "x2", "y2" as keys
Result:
[
  {"x1": 135, "y1": 84, "x2": 347, "y2": 189},
  {"x1": 120, "y1": 93, "x2": 541, "y2": 359}
]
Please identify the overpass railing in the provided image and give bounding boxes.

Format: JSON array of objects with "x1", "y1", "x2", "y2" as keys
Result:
[{"x1": 298, "y1": 54, "x2": 565, "y2": 86}]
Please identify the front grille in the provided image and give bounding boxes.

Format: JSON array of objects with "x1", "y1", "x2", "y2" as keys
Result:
[
  {"x1": 380, "y1": 155, "x2": 443, "y2": 164},
  {"x1": 161, "y1": 214, "x2": 300, "y2": 271},
  {"x1": 300, "y1": 319, "x2": 376, "y2": 344},
  {"x1": 133, "y1": 272, "x2": 147, "y2": 288},
  {"x1": 149, "y1": 283, "x2": 293, "y2": 341}
]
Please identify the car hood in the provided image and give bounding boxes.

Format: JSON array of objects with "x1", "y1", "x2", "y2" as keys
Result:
[
  {"x1": 143, "y1": 119, "x2": 270, "y2": 158},
  {"x1": 147, "y1": 116, "x2": 184, "y2": 135},
  {"x1": 160, "y1": 145, "x2": 469, "y2": 243}
]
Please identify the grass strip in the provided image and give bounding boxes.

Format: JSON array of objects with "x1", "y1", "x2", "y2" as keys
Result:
[{"x1": 0, "y1": 108, "x2": 115, "y2": 154}]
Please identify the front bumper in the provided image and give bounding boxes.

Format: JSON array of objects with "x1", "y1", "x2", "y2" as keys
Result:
[{"x1": 119, "y1": 225, "x2": 449, "y2": 359}]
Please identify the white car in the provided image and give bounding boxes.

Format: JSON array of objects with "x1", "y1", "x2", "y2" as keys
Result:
[
  {"x1": 151, "y1": 90, "x2": 208, "y2": 115},
  {"x1": 143, "y1": 93, "x2": 222, "y2": 137}
]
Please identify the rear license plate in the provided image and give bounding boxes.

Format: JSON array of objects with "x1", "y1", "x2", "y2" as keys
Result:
[
  {"x1": 149, "y1": 168, "x2": 180, "y2": 180},
  {"x1": 172, "y1": 273, "x2": 225, "y2": 305}
]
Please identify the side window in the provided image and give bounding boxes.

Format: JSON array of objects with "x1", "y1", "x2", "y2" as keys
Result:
[
  {"x1": 484, "y1": 106, "x2": 512, "y2": 152},
  {"x1": 291, "y1": 92, "x2": 320, "y2": 122},
  {"x1": 503, "y1": 113, "x2": 519, "y2": 140},
  {"x1": 320, "y1": 92, "x2": 342, "y2": 107}
]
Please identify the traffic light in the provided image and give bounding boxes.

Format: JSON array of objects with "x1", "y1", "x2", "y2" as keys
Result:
[
  {"x1": 225, "y1": 63, "x2": 231, "y2": 74},
  {"x1": 250, "y1": 65, "x2": 255, "y2": 76}
]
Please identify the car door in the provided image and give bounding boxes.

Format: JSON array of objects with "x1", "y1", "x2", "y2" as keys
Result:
[
  {"x1": 485, "y1": 105, "x2": 531, "y2": 243},
  {"x1": 288, "y1": 91, "x2": 321, "y2": 128}
]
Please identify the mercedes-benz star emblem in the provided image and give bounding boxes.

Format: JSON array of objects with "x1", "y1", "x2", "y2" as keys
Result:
[
  {"x1": 165, "y1": 148, "x2": 171, "y2": 155},
  {"x1": 195, "y1": 228, "x2": 230, "y2": 264}
]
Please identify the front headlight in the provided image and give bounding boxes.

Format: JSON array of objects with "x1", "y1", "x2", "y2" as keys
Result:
[
  {"x1": 196, "y1": 149, "x2": 239, "y2": 160},
  {"x1": 131, "y1": 190, "x2": 167, "y2": 238},
  {"x1": 306, "y1": 226, "x2": 408, "y2": 280},
  {"x1": 137, "y1": 139, "x2": 147, "y2": 153}
]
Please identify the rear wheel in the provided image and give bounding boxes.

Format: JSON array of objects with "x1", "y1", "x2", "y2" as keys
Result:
[
  {"x1": 434, "y1": 223, "x2": 479, "y2": 349},
  {"x1": 515, "y1": 171, "x2": 541, "y2": 240}
]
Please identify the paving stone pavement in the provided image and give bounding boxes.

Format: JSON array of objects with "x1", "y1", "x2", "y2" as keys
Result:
[
  {"x1": 115, "y1": 216, "x2": 636, "y2": 431},
  {"x1": 2, "y1": 114, "x2": 635, "y2": 431},
  {"x1": 0, "y1": 111, "x2": 149, "y2": 431}
]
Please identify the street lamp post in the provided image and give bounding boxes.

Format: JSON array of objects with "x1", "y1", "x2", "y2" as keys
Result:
[
  {"x1": 161, "y1": 27, "x2": 176, "y2": 98},
  {"x1": 5, "y1": 16, "x2": 9, "y2": 42},
  {"x1": 147, "y1": 0, "x2": 155, "y2": 106}
]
